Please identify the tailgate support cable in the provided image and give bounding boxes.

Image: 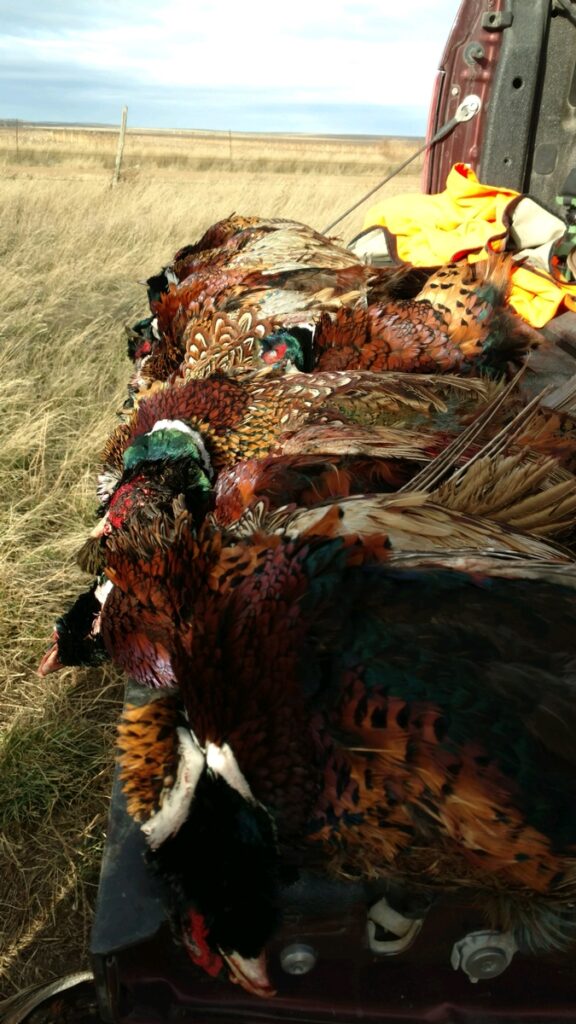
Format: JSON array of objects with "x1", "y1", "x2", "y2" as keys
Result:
[{"x1": 322, "y1": 94, "x2": 482, "y2": 235}]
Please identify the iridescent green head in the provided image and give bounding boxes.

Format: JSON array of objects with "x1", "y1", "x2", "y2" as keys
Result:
[
  {"x1": 260, "y1": 330, "x2": 305, "y2": 371},
  {"x1": 123, "y1": 419, "x2": 213, "y2": 496}
]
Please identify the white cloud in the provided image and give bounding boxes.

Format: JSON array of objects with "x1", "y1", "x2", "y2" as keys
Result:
[
  {"x1": 1, "y1": 0, "x2": 459, "y2": 101},
  {"x1": 0, "y1": 0, "x2": 460, "y2": 127}
]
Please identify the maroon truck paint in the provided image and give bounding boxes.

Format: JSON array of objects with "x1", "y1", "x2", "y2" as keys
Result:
[{"x1": 423, "y1": 0, "x2": 508, "y2": 192}]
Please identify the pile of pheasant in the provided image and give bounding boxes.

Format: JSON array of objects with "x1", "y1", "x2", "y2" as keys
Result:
[{"x1": 40, "y1": 215, "x2": 576, "y2": 996}]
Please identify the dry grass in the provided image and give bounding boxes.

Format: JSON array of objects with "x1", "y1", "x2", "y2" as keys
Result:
[
  {"x1": 0, "y1": 127, "x2": 422, "y2": 997},
  {"x1": 0, "y1": 123, "x2": 421, "y2": 181}
]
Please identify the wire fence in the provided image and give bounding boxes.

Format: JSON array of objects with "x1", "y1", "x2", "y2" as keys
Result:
[{"x1": 0, "y1": 119, "x2": 424, "y2": 188}]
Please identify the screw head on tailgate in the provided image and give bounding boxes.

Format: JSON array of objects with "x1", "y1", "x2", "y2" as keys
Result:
[
  {"x1": 280, "y1": 944, "x2": 318, "y2": 975},
  {"x1": 451, "y1": 930, "x2": 518, "y2": 982}
]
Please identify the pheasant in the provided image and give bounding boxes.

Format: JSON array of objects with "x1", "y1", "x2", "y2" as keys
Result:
[
  {"x1": 210, "y1": 387, "x2": 576, "y2": 538},
  {"x1": 170, "y1": 258, "x2": 452, "y2": 384},
  {"x1": 41, "y1": 437, "x2": 576, "y2": 682},
  {"x1": 125, "y1": 219, "x2": 541, "y2": 413},
  {"x1": 105, "y1": 518, "x2": 576, "y2": 997},
  {"x1": 166, "y1": 308, "x2": 308, "y2": 382},
  {"x1": 97, "y1": 359, "x2": 576, "y2": 539},
  {"x1": 42, "y1": 376, "x2": 576, "y2": 675},
  {"x1": 75, "y1": 370, "x2": 492, "y2": 573},
  {"x1": 35, "y1": 372, "x2": 486, "y2": 675},
  {"x1": 142, "y1": 257, "x2": 539, "y2": 404},
  {"x1": 146, "y1": 214, "x2": 363, "y2": 301},
  {"x1": 91, "y1": 425, "x2": 576, "y2": 683},
  {"x1": 313, "y1": 257, "x2": 541, "y2": 378},
  {"x1": 128, "y1": 216, "x2": 371, "y2": 397},
  {"x1": 101, "y1": 370, "x2": 492, "y2": 493},
  {"x1": 127, "y1": 270, "x2": 368, "y2": 407},
  {"x1": 127, "y1": 215, "x2": 443, "y2": 403}
]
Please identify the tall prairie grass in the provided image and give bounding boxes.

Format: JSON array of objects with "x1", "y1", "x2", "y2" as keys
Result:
[
  {"x1": 0, "y1": 123, "x2": 421, "y2": 180},
  {"x1": 0, "y1": 130, "x2": 422, "y2": 996}
]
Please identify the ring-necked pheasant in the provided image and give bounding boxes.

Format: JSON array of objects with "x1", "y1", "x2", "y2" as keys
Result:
[
  {"x1": 100, "y1": 370, "x2": 493, "y2": 498},
  {"x1": 75, "y1": 370, "x2": 492, "y2": 573},
  {"x1": 40, "y1": 442, "x2": 576, "y2": 683},
  {"x1": 133, "y1": 237, "x2": 539, "y2": 401},
  {"x1": 313, "y1": 257, "x2": 541, "y2": 378},
  {"x1": 130, "y1": 216, "x2": 370, "y2": 398},
  {"x1": 106, "y1": 521, "x2": 576, "y2": 997},
  {"x1": 43, "y1": 375, "x2": 576, "y2": 678}
]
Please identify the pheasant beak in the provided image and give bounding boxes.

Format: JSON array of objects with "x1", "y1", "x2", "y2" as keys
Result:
[
  {"x1": 37, "y1": 637, "x2": 62, "y2": 677},
  {"x1": 89, "y1": 515, "x2": 108, "y2": 539},
  {"x1": 221, "y1": 949, "x2": 276, "y2": 998}
]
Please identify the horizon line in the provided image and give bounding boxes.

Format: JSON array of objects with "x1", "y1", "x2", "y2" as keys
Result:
[{"x1": 0, "y1": 117, "x2": 426, "y2": 142}]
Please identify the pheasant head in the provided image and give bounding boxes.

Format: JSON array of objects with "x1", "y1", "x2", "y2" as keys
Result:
[
  {"x1": 122, "y1": 420, "x2": 212, "y2": 477},
  {"x1": 37, "y1": 577, "x2": 112, "y2": 676},
  {"x1": 119, "y1": 418, "x2": 214, "y2": 528},
  {"x1": 78, "y1": 420, "x2": 214, "y2": 574},
  {"x1": 258, "y1": 328, "x2": 305, "y2": 370},
  {"x1": 180, "y1": 308, "x2": 306, "y2": 379},
  {"x1": 118, "y1": 701, "x2": 279, "y2": 997},
  {"x1": 159, "y1": 742, "x2": 279, "y2": 997}
]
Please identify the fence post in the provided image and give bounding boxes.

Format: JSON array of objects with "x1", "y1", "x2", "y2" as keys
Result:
[{"x1": 112, "y1": 106, "x2": 128, "y2": 187}]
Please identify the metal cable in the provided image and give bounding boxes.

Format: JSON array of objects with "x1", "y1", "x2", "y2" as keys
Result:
[{"x1": 322, "y1": 97, "x2": 481, "y2": 235}]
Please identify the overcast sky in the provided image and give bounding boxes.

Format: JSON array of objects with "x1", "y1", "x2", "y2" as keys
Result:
[{"x1": 0, "y1": 0, "x2": 461, "y2": 134}]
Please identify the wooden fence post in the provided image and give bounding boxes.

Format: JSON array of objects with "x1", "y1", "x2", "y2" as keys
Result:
[{"x1": 112, "y1": 106, "x2": 128, "y2": 187}]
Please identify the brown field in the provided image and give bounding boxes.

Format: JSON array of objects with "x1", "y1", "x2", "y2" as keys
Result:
[
  {"x1": 0, "y1": 122, "x2": 422, "y2": 182},
  {"x1": 0, "y1": 125, "x2": 423, "y2": 998}
]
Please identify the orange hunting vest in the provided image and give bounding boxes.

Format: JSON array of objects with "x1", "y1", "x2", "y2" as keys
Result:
[{"x1": 363, "y1": 163, "x2": 576, "y2": 327}]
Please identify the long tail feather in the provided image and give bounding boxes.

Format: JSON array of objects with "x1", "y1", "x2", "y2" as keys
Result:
[
  {"x1": 398, "y1": 370, "x2": 528, "y2": 493},
  {"x1": 433, "y1": 453, "x2": 576, "y2": 537}
]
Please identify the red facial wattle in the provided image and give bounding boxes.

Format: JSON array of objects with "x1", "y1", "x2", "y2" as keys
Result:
[
  {"x1": 183, "y1": 909, "x2": 224, "y2": 978},
  {"x1": 262, "y1": 342, "x2": 287, "y2": 365},
  {"x1": 135, "y1": 339, "x2": 153, "y2": 360},
  {"x1": 107, "y1": 478, "x2": 153, "y2": 530}
]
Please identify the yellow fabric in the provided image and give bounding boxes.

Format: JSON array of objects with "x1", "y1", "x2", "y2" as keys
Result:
[{"x1": 363, "y1": 162, "x2": 576, "y2": 328}]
